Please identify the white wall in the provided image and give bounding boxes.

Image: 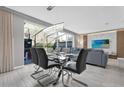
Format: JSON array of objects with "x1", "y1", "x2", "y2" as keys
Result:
[
  {"x1": 88, "y1": 31, "x2": 117, "y2": 54},
  {"x1": 13, "y1": 15, "x2": 24, "y2": 67}
]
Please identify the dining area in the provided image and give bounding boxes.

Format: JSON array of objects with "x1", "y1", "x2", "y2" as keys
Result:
[{"x1": 30, "y1": 47, "x2": 88, "y2": 87}]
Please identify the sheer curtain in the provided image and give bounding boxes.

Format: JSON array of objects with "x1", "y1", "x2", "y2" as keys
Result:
[{"x1": 0, "y1": 10, "x2": 14, "y2": 73}]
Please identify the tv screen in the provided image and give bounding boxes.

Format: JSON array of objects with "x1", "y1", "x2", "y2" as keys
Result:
[{"x1": 92, "y1": 39, "x2": 110, "y2": 48}]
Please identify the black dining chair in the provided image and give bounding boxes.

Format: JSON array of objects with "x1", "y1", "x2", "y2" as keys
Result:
[
  {"x1": 30, "y1": 48, "x2": 43, "y2": 79},
  {"x1": 35, "y1": 48, "x2": 61, "y2": 86},
  {"x1": 62, "y1": 49, "x2": 88, "y2": 87}
]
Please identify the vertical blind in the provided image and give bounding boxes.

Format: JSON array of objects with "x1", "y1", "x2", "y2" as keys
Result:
[{"x1": 0, "y1": 10, "x2": 14, "y2": 73}]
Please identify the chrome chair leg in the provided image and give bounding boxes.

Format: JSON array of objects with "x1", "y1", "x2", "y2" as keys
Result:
[
  {"x1": 62, "y1": 70, "x2": 88, "y2": 87},
  {"x1": 37, "y1": 68, "x2": 59, "y2": 87},
  {"x1": 62, "y1": 70, "x2": 69, "y2": 87},
  {"x1": 31, "y1": 65, "x2": 44, "y2": 80},
  {"x1": 37, "y1": 68, "x2": 52, "y2": 80},
  {"x1": 72, "y1": 78, "x2": 88, "y2": 87},
  {"x1": 52, "y1": 66, "x2": 63, "y2": 85},
  {"x1": 70, "y1": 72, "x2": 88, "y2": 87}
]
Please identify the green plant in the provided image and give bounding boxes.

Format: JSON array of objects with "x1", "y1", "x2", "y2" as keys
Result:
[
  {"x1": 45, "y1": 43, "x2": 54, "y2": 48},
  {"x1": 35, "y1": 43, "x2": 44, "y2": 48},
  {"x1": 35, "y1": 42, "x2": 53, "y2": 48}
]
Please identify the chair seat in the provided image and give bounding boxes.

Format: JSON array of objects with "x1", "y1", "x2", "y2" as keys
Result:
[
  {"x1": 63, "y1": 61, "x2": 77, "y2": 73},
  {"x1": 47, "y1": 61, "x2": 61, "y2": 68}
]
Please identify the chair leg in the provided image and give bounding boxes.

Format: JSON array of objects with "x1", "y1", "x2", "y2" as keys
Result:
[
  {"x1": 37, "y1": 68, "x2": 59, "y2": 86},
  {"x1": 31, "y1": 66, "x2": 44, "y2": 80},
  {"x1": 72, "y1": 78, "x2": 88, "y2": 87},
  {"x1": 70, "y1": 72, "x2": 88, "y2": 87},
  {"x1": 62, "y1": 70, "x2": 88, "y2": 87},
  {"x1": 31, "y1": 70, "x2": 44, "y2": 80},
  {"x1": 37, "y1": 76, "x2": 58, "y2": 87},
  {"x1": 31, "y1": 66, "x2": 54, "y2": 80},
  {"x1": 37, "y1": 68, "x2": 53, "y2": 80},
  {"x1": 62, "y1": 70, "x2": 70, "y2": 87},
  {"x1": 52, "y1": 68, "x2": 63, "y2": 85}
]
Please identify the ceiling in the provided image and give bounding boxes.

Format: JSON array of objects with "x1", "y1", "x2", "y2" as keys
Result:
[{"x1": 6, "y1": 6, "x2": 124, "y2": 34}]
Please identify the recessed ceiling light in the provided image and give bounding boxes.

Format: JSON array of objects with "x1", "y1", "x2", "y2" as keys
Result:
[{"x1": 47, "y1": 6, "x2": 55, "y2": 11}]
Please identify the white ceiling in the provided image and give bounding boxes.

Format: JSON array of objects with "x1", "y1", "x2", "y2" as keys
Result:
[{"x1": 6, "y1": 6, "x2": 124, "y2": 34}]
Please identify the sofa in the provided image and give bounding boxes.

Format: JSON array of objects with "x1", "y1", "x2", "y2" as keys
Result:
[
  {"x1": 86, "y1": 49, "x2": 108, "y2": 68},
  {"x1": 69, "y1": 48, "x2": 108, "y2": 68}
]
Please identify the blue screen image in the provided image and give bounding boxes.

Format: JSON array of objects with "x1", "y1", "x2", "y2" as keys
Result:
[{"x1": 92, "y1": 39, "x2": 109, "y2": 48}]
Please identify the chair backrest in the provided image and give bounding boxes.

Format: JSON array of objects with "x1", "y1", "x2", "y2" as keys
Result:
[
  {"x1": 76, "y1": 49, "x2": 88, "y2": 74},
  {"x1": 35, "y1": 48, "x2": 48, "y2": 69},
  {"x1": 30, "y1": 48, "x2": 38, "y2": 65}
]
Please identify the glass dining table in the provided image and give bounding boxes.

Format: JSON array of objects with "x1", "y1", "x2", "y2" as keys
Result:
[
  {"x1": 46, "y1": 52, "x2": 69, "y2": 85},
  {"x1": 46, "y1": 51, "x2": 78, "y2": 85}
]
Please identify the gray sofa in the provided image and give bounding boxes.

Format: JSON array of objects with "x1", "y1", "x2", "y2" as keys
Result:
[
  {"x1": 86, "y1": 49, "x2": 108, "y2": 68},
  {"x1": 69, "y1": 48, "x2": 108, "y2": 68}
]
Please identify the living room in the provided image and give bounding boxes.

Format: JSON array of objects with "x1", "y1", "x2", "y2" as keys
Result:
[{"x1": 0, "y1": 4, "x2": 124, "y2": 90}]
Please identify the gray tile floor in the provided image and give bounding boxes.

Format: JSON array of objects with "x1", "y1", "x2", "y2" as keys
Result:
[{"x1": 0, "y1": 59, "x2": 124, "y2": 87}]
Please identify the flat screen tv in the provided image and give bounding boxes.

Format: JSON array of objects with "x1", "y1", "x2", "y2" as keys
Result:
[{"x1": 92, "y1": 39, "x2": 110, "y2": 48}]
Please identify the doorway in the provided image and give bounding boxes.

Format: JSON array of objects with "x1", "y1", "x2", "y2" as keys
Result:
[{"x1": 24, "y1": 21, "x2": 45, "y2": 65}]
